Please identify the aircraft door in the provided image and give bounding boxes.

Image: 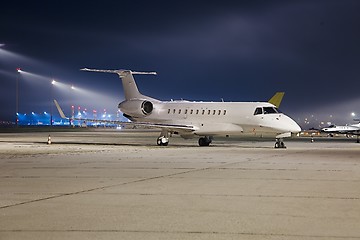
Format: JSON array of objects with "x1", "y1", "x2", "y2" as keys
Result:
[{"x1": 253, "y1": 107, "x2": 264, "y2": 131}]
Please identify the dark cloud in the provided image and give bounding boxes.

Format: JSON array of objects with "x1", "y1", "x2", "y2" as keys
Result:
[{"x1": 1, "y1": 0, "x2": 360, "y2": 126}]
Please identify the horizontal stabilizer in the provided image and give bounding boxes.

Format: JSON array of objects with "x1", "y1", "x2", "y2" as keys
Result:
[
  {"x1": 80, "y1": 68, "x2": 157, "y2": 76},
  {"x1": 81, "y1": 67, "x2": 157, "y2": 100}
]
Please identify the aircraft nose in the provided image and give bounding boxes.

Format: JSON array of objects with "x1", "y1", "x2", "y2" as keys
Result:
[
  {"x1": 285, "y1": 115, "x2": 301, "y2": 133},
  {"x1": 291, "y1": 121, "x2": 302, "y2": 133}
]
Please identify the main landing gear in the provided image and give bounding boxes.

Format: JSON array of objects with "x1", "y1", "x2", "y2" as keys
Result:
[
  {"x1": 274, "y1": 138, "x2": 286, "y2": 149},
  {"x1": 157, "y1": 136, "x2": 169, "y2": 146},
  {"x1": 198, "y1": 136, "x2": 212, "y2": 146},
  {"x1": 157, "y1": 130, "x2": 169, "y2": 146}
]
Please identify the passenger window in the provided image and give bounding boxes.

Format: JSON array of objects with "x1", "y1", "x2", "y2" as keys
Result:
[
  {"x1": 218, "y1": 110, "x2": 221, "y2": 115},
  {"x1": 202, "y1": 110, "x2": 205, "y2": 115},
  {"x1": 196, "y1": 110, "x2": 199, "y2": 114},
  {"x1": 224, "y1": 110, "x2": 226, "y2": 115},
  {"x1": 213, "y1": 110, "x2": 216, "y2": 115},
  {"x1": 190, "y1": 109, "x2": 193, "y2": 114},
  {"x1": 173, "y1": 109, "x2": 176, "y2": 114},
  {"x1": 168, "y1": 109, "x2": 170, "y2": 114},
  {"x1": 185, "y1": 109, "x2": 188, "y2": 114},
  {"x1": 254, "y1": 107, "x2": 263, "y2": 115},
  {"x1": 178, "y1": 109, "x2": 181, "y2": 114},
  {"x1": 208, "y1": 110, "x2": 211, "y2": 115}
]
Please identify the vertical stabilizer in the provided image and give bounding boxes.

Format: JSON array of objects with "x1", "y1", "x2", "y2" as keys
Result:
[
  {"x1": 268, "y1": 92, "x2": 285, "y2": 108},
  {"x1": 80, "y1": 68, "x2": 157, "y2": 100}
]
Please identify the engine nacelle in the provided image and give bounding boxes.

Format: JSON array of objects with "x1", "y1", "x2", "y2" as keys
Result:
[{"x1": 118, "y1": 99, "x2": 153, "y2": 118}]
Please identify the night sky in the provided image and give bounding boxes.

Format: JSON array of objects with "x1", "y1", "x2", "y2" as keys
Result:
[{"x1": 1, "y1": 0, "x2": 360, "y2": 127}]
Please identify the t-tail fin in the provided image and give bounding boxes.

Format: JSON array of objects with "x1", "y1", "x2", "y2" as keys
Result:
[
  {"x1": 80, "y1": 68, "x2": 157, "y2": 100},
  {"x1": 268, "y1": 92, "x2": 285, "y2": 108}
]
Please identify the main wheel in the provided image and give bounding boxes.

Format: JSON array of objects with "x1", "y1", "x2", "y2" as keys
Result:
[
  {"x1": 157, "y1": 137, "x2": 169, "y2": 146},
  {"x1": 198, "y1": 137, "x2": 211, "y2": 146}
]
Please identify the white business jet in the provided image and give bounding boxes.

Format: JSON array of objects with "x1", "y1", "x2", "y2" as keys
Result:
[
  {"x1": 55, "y1": 68, "x2": 301, "y2": 148},
  {"x1": 321, "y1": 123, "x2": 360, "y2": 142}
]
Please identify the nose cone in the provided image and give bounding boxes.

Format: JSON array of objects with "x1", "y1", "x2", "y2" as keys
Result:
[
  {"x1": 290, "y1": 119, "x2": 302, "y2": 133},
  {"x1": 273, "y1": 115, "x2": 301, "y2": 133},
  {"x1": 285, "y1": 115, "x2": 301, "y2": 133}
]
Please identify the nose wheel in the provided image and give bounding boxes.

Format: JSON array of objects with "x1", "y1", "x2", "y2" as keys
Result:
[{"x1": 275, "y1": 138, "x2": 286, "y2": 148}]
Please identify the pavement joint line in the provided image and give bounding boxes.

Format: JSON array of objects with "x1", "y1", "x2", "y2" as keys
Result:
[
  {"x1": 0, "y1": 150, "x2": 302, "y2": 210},
  {"x1": 2, "y1": 176, "x2": 359, "y2": 182},
  {"x1": 0, "y1": 163, "x2": 233, "y2": 210},
  {"x1": 53, "y1": 191, "x2": 358, "y2": 200},
  {"x1": 0, "y1": 229, "x2": 359, "y2": 239}
]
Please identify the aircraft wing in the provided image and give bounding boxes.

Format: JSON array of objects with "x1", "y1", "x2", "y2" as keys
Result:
[
  {"x1": 53, "y1": 99, "x2": 195, "y2": 132},
  {"x1": 68, "y1": 117, "x2": 195, "y2": 132},
  {"x1": 115, "y1": 120, "x2": 196, "y2": 132}
]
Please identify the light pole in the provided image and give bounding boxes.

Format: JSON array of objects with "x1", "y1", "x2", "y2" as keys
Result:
[
  {"x1": 51, "y1": 80, "x2": 56, "y2": 126},
  {"x1": 70, "y1": 84, "x2": 75, "y2": 127},
  {"x1": 15, "y1": 68, "x2": 21, "y2": 127}
]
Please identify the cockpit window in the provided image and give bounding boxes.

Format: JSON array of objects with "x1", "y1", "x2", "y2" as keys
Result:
[
  {"x1": 263, "y1": 107, "x2": 279, "y2": 114},
  {"x1": 254, "y1": 107, "x2": 263, "y2": 115},
  {"x1": 254, "y1": 107, "x2": 282, "y2": 115}
]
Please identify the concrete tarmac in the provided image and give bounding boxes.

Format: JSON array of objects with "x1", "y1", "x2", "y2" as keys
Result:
[{"x1": 0, "y1": 131, "x2": 360, "y2": 239}]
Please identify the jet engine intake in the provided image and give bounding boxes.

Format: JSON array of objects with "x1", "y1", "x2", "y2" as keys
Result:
[
  {"x1": 118, "y1": 100, "x2": 153, "y2": 118},
  {"x1": 141, "y1": 100, "x2": 153, "y2": 115}
]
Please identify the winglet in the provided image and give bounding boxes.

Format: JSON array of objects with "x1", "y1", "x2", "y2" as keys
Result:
[
  {"x1": 268, "y1": 92, "x2": 285, "y2": 108},
  {"x1": 53, "y1": 99, "x2": 68, "y2": 119}
]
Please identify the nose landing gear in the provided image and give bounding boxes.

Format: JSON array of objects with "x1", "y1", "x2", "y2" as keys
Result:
[{"x1": 275, "y1": 138, "x2": 286, "y2": 148}]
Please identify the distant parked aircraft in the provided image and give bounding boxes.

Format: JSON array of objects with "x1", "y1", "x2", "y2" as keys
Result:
[{"x1": 321, "y1": 123, "x2": 360, "y2": 143}]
